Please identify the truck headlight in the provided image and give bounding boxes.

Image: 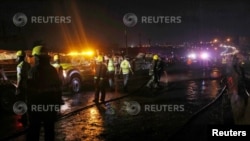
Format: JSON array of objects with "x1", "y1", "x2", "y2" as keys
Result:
[{"x1": 63, "y1": 70, "x2": 67, "y2": 78}]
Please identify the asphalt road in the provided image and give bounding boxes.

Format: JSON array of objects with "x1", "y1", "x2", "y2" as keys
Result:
[{"x1": 1, "y1": 63, "x2": 234, "y2": 141}]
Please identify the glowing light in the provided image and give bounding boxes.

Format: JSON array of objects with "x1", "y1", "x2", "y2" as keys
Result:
[
  {"x1": 187, "y1": 53, "x2": 196, "y2": 59},
  {"x1": 63, "y1": 70, "x2": 67, "y2": 78},
  {"x1": 201, "y1": 52, "x2": 209, "y2": 60},
  {"x1": 213, "y1": 39, "x2": 218, "y2": 43},
  {"x1": 81, "y1": 51, "x2": 94, "y2": 56},
  {"x1": 53, "y1": 1, "x2": 89, "y2": 50},
  {"x1": 67, "y1": 50, "x2": 94, "y2": 56},
  {"x1": 68, "y1": 52, "x2": 78, "y2": 56}
]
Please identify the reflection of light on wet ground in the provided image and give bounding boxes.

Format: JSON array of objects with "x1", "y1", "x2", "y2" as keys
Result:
[
  {"x1": 84, "y1": 107, "x2": 104, "y2": 140},
  {"x1": 186, "y1": 79, "x2": 220, "y2": 103},
  {"x1": 210, "y1": 68, "x2": 221, "y2": 78},
  {"x1": 56, "y1": 106, "x2": 105, "y2": 140},
  {"x1": 90, "y1": 108, "x2": 98, "y2": 119},
  {"x1": 186, "y1": 81, "x2": 198, "y2": 101},
  {"x1": 210, "y1": 80, "x2": 219, "y2": 98},
  {"x1": 60, "y1": 101, "x2": 71, "y2": 113}
]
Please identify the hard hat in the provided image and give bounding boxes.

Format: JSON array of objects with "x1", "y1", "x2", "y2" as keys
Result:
[
  {"x1": 16, "y1": 50, "x2": 26, "y2": 57},
  {"x1": 153, "y1": 54, "x2": 158, "y2": 60},
  {"x1": 54, "y1": 54, "x2": 59, "y2": 61},
  {"x1": 32, "y1": 45, "x2": 48, "y2": 56},
  {"x1": 96, "y1": 55, "x2": 103, "y2": 62}
]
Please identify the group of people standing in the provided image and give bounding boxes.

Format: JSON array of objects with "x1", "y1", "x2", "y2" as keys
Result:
[
  {"x1": 93, "y1": 52, "x2": 166, "y2": 104},
  {"x1": 15, "y1": 44, "x2": 63, "y2": 141},
  {"x1": 15, "y1": 45, "x2": 165, "y2": 140},
  {"x1": 92, "y1": 52, "x2": 134, "y2": 104}
]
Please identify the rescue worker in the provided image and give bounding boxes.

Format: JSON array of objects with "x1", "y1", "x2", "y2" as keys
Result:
[
  {"x1": 52, "y1": 54, "x2": 64, "y2": 104},
  {"x1": 15, "y1": 50, "x2": 31, "y2": 126},
  {"x1": 26, "y1": 45, "x2": 62, "y2": 141},
  {"x1": 113, "y1": 56, "x2": 119, "y2": 77},
  {"x1": 106, "y1": 54, "x2": 115, "y2": 91},
  {"x1": 52, "y1": 54, "x2": 63, "y2": 83},
  {"x1": 93, "y1": 55, "x2": 107, "y2": 103},
  {"x1": 119, "y1": 55, "x2": 134, "y2": 92},
  {"x1": 146, "y1": 54, "x2": 161, "y2": 88}
]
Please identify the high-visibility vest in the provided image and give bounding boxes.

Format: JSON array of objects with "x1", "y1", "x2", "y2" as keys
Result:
[
  {"x1": 107, "y1": 59, "x2": 115, "y2": 71},
  {"x1": 17, "y1": 61, "x2": 30, "y2": 88},
  {"x1": 120, "y1": 60, "x2": 130, "y2": 74}
]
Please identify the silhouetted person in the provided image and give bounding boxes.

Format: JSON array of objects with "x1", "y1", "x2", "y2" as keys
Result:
[
  {"x1": 15, "y1": 50, "x2": 31, "y2": 127},
  {"x1": 26, "y1": 45, "x2": 62, "y2": 141},
  {"x1": 93, "y1": 55, "x2": 107, "y2": 103}
]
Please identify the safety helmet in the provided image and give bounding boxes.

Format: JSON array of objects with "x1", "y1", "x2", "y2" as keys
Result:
[
  {"x1": 153, "y1": 54, "x2": 159, "y2": 60},
  {"x1": 16, "y1": 50, "x2": 26, "y2": 57},
  {"x1": 53, "y1": 54, "x2": 59, "y2": 61},
  {"x1": 32, "y1": 45, "x2": 48, "y2": 56},
  {"x1": 96, "y1": 55, "x2": 103, "y2": 62}
]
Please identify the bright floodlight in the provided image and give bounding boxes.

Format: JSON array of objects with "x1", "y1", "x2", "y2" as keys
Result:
[
  {"x1": 201, "y1": 52, "x2": 209, "y2": 60},
  {"x1": 188, "y1": 53, "x2": 196, "y2": 59}
]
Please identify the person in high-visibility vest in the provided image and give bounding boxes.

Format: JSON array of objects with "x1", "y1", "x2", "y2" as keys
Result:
[
  {"x1": 93, "y1": 55, "x2": 107, "y2": 103},
  {"x1": 52, "y1": 54, "x2": 64, "y2": 85},
  {"x1": 119, "y1": 55, "x2": 134, "y2": 92},
  {"x1": 15, "y1": 50, "x2": 31, "y2": 127},
  {"x1": 106, "y1": 54, "x2": 115, "y2": 91},
  {"x1": 52, "y1": 54, "x2": 64, "y2": 105}
]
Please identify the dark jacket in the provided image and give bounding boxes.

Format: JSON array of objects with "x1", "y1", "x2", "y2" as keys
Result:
[
  {"x1": 94, "y1": 62, "x2": 107, "y2": 80},
  {"x1": 27, "y1": 56, "x2": 62, "y2": 105}
]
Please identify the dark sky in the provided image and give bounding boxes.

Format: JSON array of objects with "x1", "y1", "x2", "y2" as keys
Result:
[{"x1": 0, "y1": 0, "x2": 250, "y2": 51}]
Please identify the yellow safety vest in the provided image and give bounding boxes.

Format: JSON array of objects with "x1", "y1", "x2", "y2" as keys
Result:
[
  {"x1": 120, "y1": 60, "x2": 130, "y2": 74},
  {"x1": 108, "y1": 59, "x2": 115, "y2": 71},
  {"x1": 17, "y1": 61, "x2": 30, "y2": 88}
]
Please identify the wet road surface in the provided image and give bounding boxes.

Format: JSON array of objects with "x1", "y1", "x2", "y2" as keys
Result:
[{"x1": 2, "y1": 63, "x2": 247, "y2": 141}]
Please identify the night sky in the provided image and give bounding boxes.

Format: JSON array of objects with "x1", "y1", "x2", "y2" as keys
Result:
[{"x1": 0, "y1": 0, "x2": 250, "y2": 52}]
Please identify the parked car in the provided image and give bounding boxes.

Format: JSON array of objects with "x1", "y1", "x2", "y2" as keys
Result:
[{"x1": 51, "y1": 53, "x2": 95, "y2": 93}]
